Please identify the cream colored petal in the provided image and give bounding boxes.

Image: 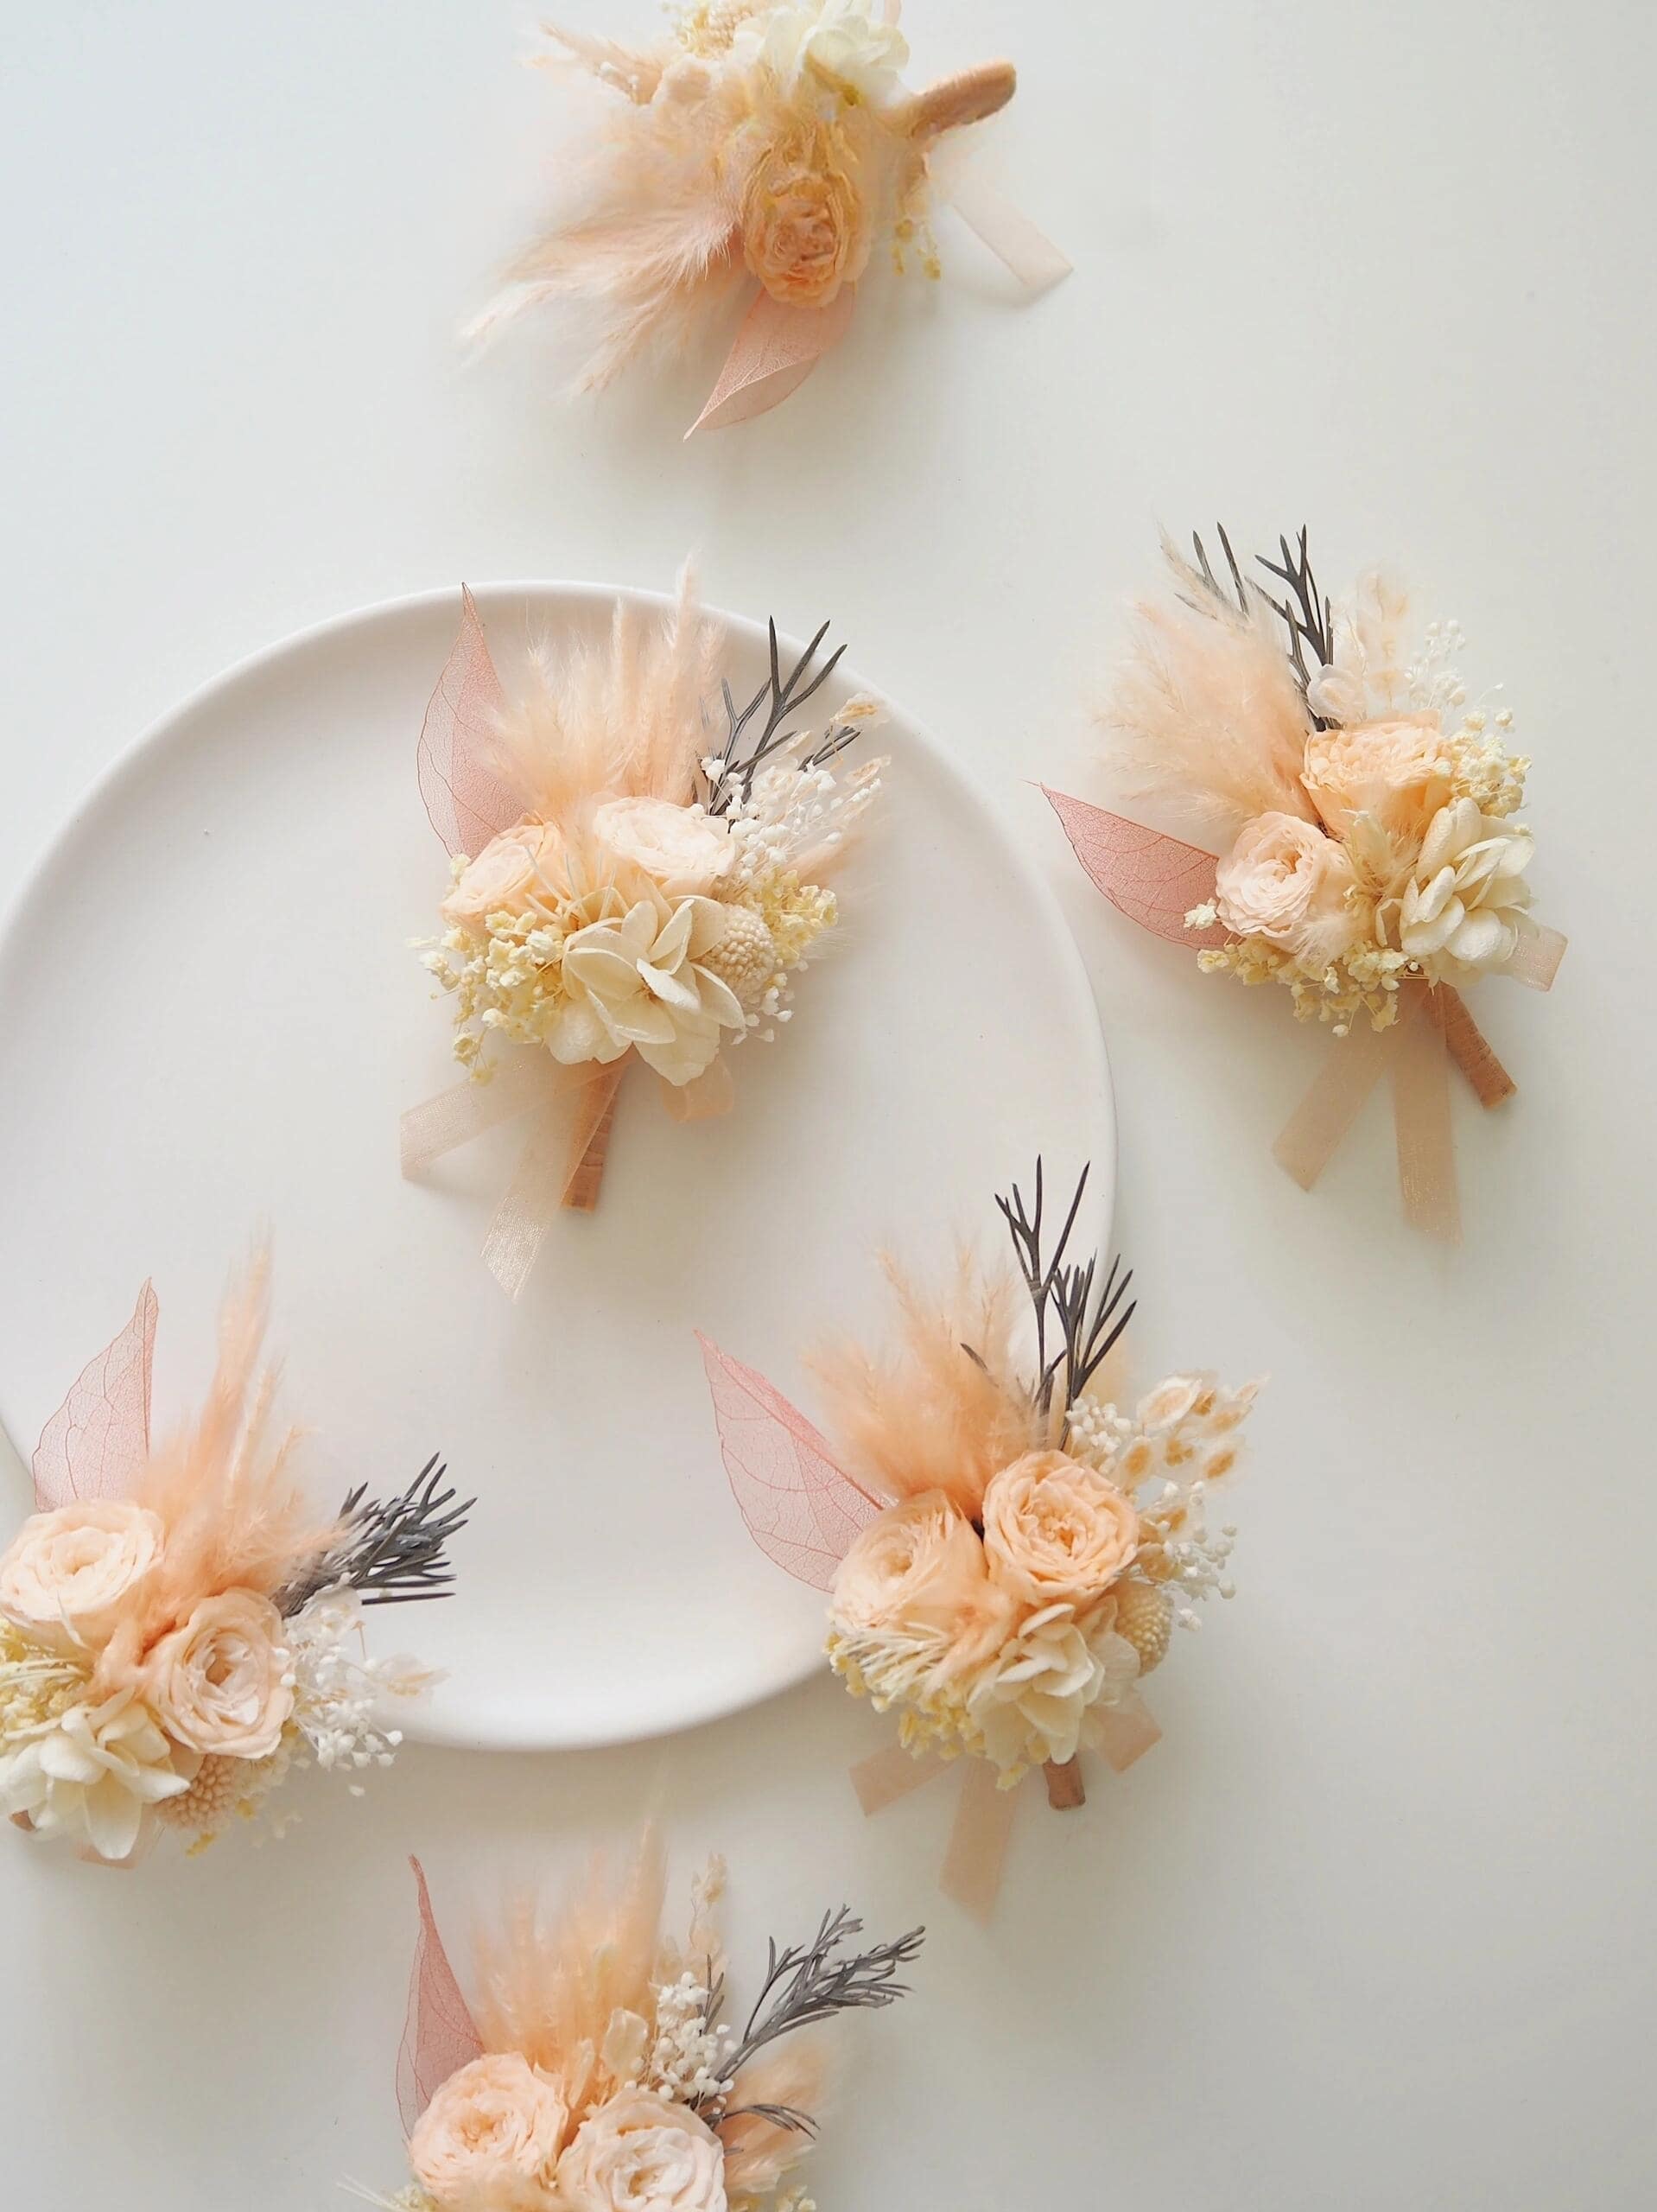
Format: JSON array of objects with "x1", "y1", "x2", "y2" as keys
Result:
[
  {"x1": 36, "y1": 1727, "x2": 102, "y2": 1785},
  {"x1": 81, "y1": 1770, "x2": 145, "y2": 1862},
  {"x1": 604, "y1": 998, "x2": 681, "y2": 1047},
  {"x1": 563, "y1": 942, "x2": 643, "y2": 995},
  {"x1": 683, "y1": 897, "x2": 731, "y2": 960},
  {"x1": 649, "y1": 900, "x2": 696, "y2": 969},
  {"x1": 690, "y1": 964, "x2": 746, "y2": 1029},
  {"x1": 1444, "y1": 908, "x2": 1513, "y2": 967},
  {"x1": 546, "y1": 1001, "x2": 624, "y2": 1065},
  {"x1": 638, "y1": 960, "x2": 702, "y2": 1015}
]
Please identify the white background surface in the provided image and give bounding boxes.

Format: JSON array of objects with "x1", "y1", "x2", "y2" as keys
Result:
[{"x1": 0, "y1": 2, "x2": 1652, "y2": 2206}]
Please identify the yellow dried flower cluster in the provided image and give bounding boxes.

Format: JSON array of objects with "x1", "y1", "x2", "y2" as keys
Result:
[
  {"x1": 0, "y1": 1621, "x2": 86, "y2": 1736},
  {"x1": 424, "y1": 861, "x2": 835, "y2": 1079},
  {"x1": 1193, "y1": 932, "x2": 1410, "y2": 1033}
]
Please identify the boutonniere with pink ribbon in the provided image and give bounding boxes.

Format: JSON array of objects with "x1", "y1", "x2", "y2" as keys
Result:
[
  {"x1": 401, "y1": 577, "x2": 884, "y2": 1295},
  {"x1": 468, "y1": 0, "x2": 1069, "y2": 434},
  {"x1": 698, "y1": 1160, "x2": 1259, "y2": 1920},
  {"x1": 0, "y1": 1262, "x2": 466, "y2": 1866},
  {"x1": 356, "y1": 1836, "x2": 921, "y2": 2212},
  {"x1": 1045, "y1": 530, "x2": 1567, "y2": 1239}
]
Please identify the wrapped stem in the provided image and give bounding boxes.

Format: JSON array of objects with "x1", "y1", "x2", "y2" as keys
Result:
[
  {"x1": 1044, "y1": 1757, "x2": 1086, "y2": 1810},
  {"x1": 563, "y1": 1063, "x2": 626, "y2": 1212}
]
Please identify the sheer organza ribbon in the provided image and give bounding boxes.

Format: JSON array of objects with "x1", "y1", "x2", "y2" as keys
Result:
[
  {"x1": 848, "y1": 1693, "x2": 1162, "y2": 1923},
  {"x1": 1045, "y1": 788, "x2": 1568, "y2": 1241},
  {"x1": 402, "y1": 589, "x2": 735, "y2": 1296}
]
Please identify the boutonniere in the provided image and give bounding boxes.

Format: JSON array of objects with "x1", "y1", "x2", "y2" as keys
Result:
[
  {"x1": 1046, "y1": 529, "x2": 1566, "y2": 1237},
  {"x1": 0, "y1": 1262, "x2": 466, "y2": 1865},
  {"x1": 699, "y1": 1160, "x2": 1258, "y2": 1918},
  {"x1": 356, "y1": 1836, "x2": 922, "y2": 2212},
  {"x1": 470, "y1": 0, "x2": 1068, "y2": 433},
  {"x1": 401, "y1": 577, "x2": 885, "y2": 1295}
]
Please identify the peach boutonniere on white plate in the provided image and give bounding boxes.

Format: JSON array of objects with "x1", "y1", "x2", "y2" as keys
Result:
[{"x1": 401, "y1": 576, "x2": 885, "y2": 1296}]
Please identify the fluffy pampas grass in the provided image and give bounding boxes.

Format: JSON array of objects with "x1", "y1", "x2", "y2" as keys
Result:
[
  {"x1": 489, "y1": 566, "x2": 722, "y2": 832},
  {"x1": 468, "y1": 42, "x2": 748, "y2": 391},
  {"x1": 92, "y1": 1256, "x2": 330, "y2": 1685},
  {"x1": 808, "y1": 1255, "x2": 1038, "y2": 1519},
  {"x1": 472, "y1": 1827, "x2": 670, "y2": 2122},
  {"x1": 1099, "y1": 546, "x2": 1317, "y2": 843}
]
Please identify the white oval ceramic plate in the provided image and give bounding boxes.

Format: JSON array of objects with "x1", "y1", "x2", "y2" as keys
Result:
[{"x1": 0, "y1": 584, "x2": 1114, "y2": 1750}]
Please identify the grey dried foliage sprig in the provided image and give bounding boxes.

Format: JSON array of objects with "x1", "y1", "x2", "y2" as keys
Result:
[
  {"x1": 994, "y1": 1158, "x2": 1136, "y2": 1422},
  {"x1": 723, "y1": 1907, "x2": 925, "y2": 2082},
  {"x1": 276, "y1": 1454, "x2": 473, "y2": 1618},
  {"x1": 1255, "y1": 524, "x2": 1335, "y2": 719},
  {"x1": 1180, "y1": 521, "x2": 1336, "y2": 731},
  {"x1": 702, "y1": 616, "x2": 861, "y2": 816}
]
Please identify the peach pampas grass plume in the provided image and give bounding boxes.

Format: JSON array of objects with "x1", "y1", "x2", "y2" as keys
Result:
[
  {"x1": 807, "y1": 1254, "x2": 1038, "y2": 1519},
  {"x1": 489, "y1": 566, "x2": 722, "y2": 826},
  {"x1": 472, "y1": 1827, "x2": 670, "y2": 2122},
  {"x1": 1098, "y1": 534, "x2": 1317, "y2": 843},
  {"x1": 89, "y1": 1255, "x2": 331, "y2": 1689},
  {"x1": 469, "y1": 37, "x2": 748, "y2": 391}
]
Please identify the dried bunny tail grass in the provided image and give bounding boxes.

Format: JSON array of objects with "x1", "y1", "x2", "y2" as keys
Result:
[
  {"x1": 1098, "y1": 561, "x2": 1317, "y2": 844},
  {"x1": 106, "y1": 1257, "x2": 333, "y2": 1662},
  {"x1": 536, "y1": 22, "x2": 669, "y2": 104},
  {"x1": 807, "y1": 1253, "x2": 1038, "y2": 1519},
  {"x1": 721, "y1": 2032, "x2": 833, "y2": 2196},
  {"x1": 473, "y1": 1827, "x2": 669, "y2": 2120},
  {"x1": 489, "y1": 567, "x2": 721, "y2": 825},
  {"x1": 467, "y1": 57, "x2": 747, "y2": 390}
]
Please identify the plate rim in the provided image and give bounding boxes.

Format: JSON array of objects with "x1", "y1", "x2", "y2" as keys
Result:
[{"x1": 0, "y1": 578, "x2": 1117, "y2": 1751}]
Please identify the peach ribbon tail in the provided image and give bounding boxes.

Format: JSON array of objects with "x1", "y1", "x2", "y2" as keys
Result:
[
  {"x1": 687, "y1": 284, "x2": 858, "y2": 436},
  {"x1": 659, "y1": 1057, "x2": 737, "y2": 1123},
  {"x1": 945, "y1": 169, "x2": 1073, "y2": 292},
  {"x1": 849, "y1": 1750, "x2": 1020, "y2": 1922},
  {"x1": 1092, "y1": 1689, "x2": 1163, "y2": 1774},
  {"x1": 1274, "y1": 989, "x2": 1461, "y2": 1239},
  {"x1": 1507, "y1": 924, "x2": 1567, "y2": 991},
  {"x1": 481, "y1": 1067, "x2": 630, "y2": 1297},
  {"x1": 939, "y1": 1760, "x2": 1022, "y2": 1924},
  {"x1": 399, "y1": 1053, "x2": 578, "y2": 1177},
  {"x1": 849, "y1": 1744, "x2": 946, "y2": 1816},
  {"x1": 1394, "y1": 990, "x2": 1460, "y2": 1240}
]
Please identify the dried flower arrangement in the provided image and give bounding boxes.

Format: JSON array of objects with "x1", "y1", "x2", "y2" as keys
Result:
[
  {"x1": 699, "y1": 1160, "x2": 1258, "y2": 1917},
  {"x1": 352, "y1": 1838, "x2": 922, "y2": 2212},
  {"x1": 470, "y1": 0, "x2": 1068, "y2": 433},
  {"x1": 0, "y1": 1268, "x2": 467, "y2": 1865},
  {"x1": 402, "y1": 577, "x2": 885, "y2": 1296},
  {"x1": 1045, "y1": 529, "x2": 1568, "y2": 1237}
]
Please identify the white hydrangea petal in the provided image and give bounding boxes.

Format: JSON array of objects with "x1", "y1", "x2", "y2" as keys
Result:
[{"x1": 638, "y1": 960, "x2": 702, "y2": 1015}]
